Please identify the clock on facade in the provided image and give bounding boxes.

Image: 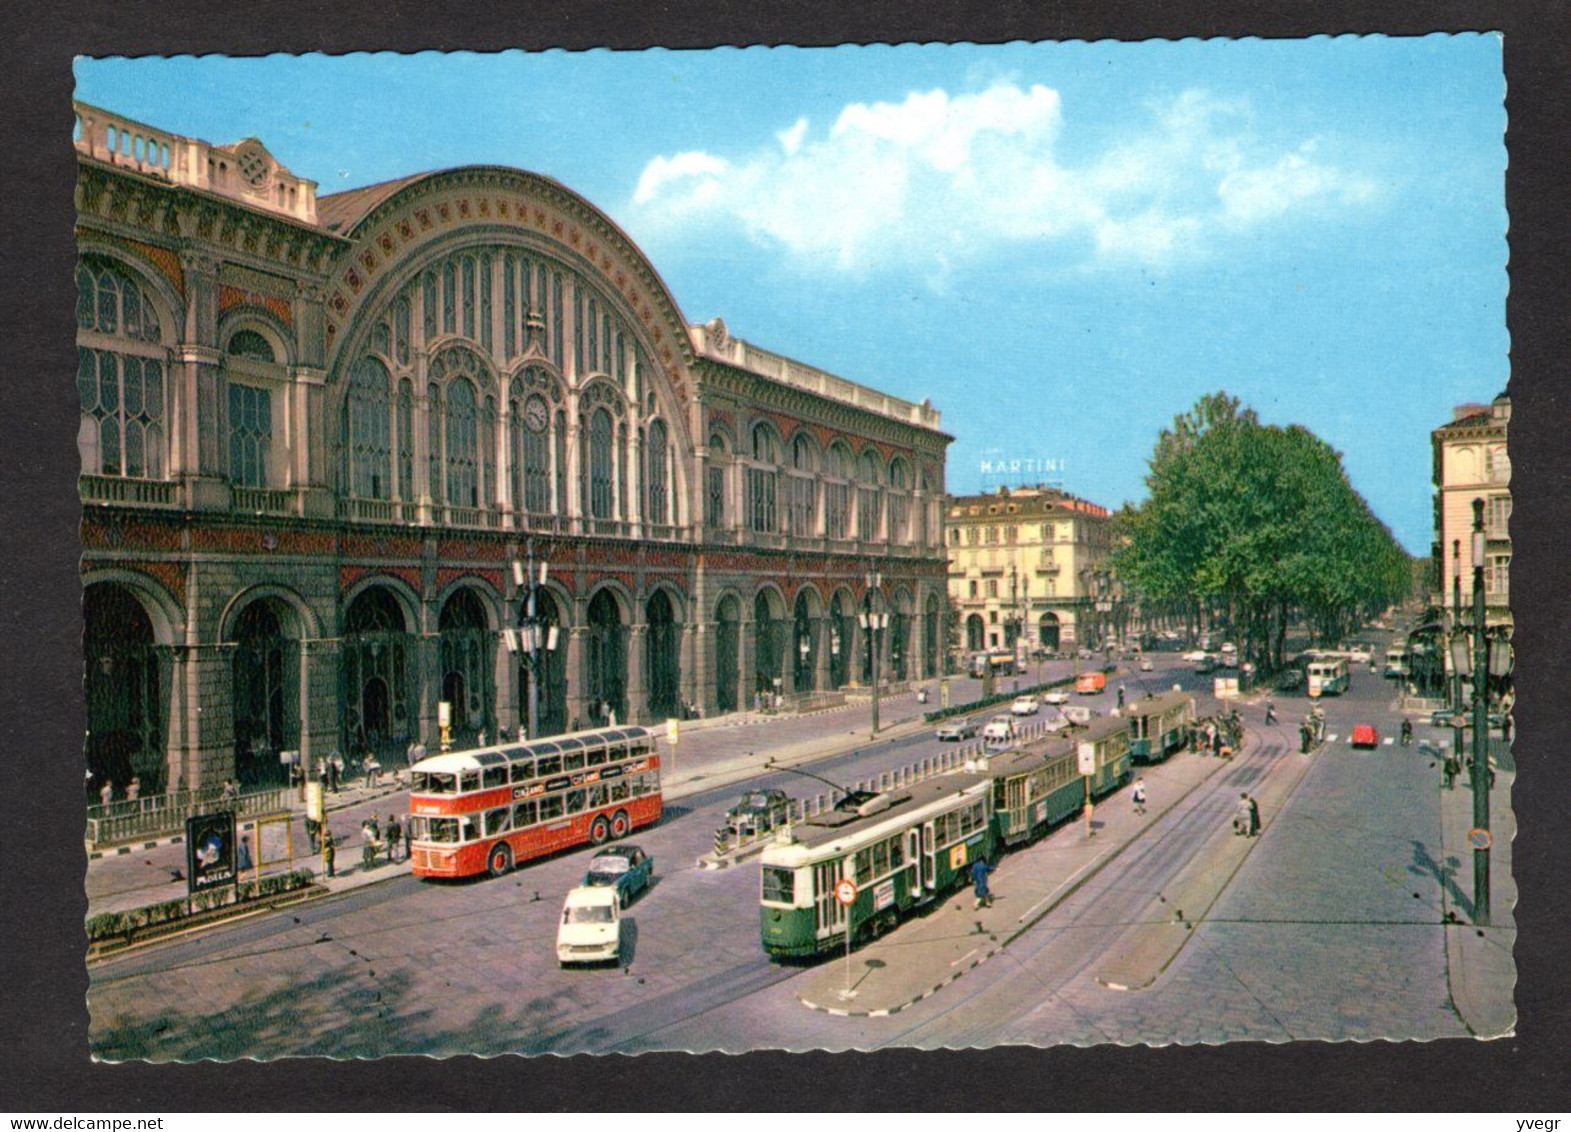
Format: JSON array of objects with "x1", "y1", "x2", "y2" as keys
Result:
[{"x1": 524, "y1": 396, "x2": 548, "y2": 433}]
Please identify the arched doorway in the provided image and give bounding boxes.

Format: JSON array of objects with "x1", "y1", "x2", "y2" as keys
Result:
[
  {"x1": 645, "y1": 589, "x2": 681, "y2": 721},
  {"x1": 889, "y1": 592, "x2": 912, "y2": 682},
  {"x1": 439, "y1": 589, "x2": 493, "y2": 747},
  {"x1": 342, "y1": 586, "x2": 413, "y2": 762},
  {"x1": 924, "y1": 593, "x2": 941, "y2": 677},
  {"x1": 84, "y1": 583, "x2": 167, "y2": 797},
  {"x1": 828, "y1": 592, "x2": 852, "y2": 690},
  {"x1": 715, "y1": 595, "x2": 741, "y2": 714},
  {"x1": 518, "y1": 589, "x2": 567, "y2": 738},
  {"x1": 793, "y1": 589, "x2": 819, "y2": 693},
  {"x1": 1038, "y1": 612, "x2": 1060, "y2": 651},
  {"x1": 586, "y1": 589, "x2": 627, "y2": 725},
  {"x1": 966, "y1": 613, "x2": 986, "y2": 653},
  {"x1": 230, "y1": 598, "x2": 300, "y2": 789},
  {"x1": 754, "y1": 590, "x2": 785, "y2": 702}
]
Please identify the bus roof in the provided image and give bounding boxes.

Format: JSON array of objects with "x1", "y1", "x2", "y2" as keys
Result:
[{"x1": 410, "y1": 725, "x2": 655, "y2": 774}]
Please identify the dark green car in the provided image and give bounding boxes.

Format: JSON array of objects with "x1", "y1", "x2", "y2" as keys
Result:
[{"x1": 583, "y1": 845, "x2": 654, "y2": 908}]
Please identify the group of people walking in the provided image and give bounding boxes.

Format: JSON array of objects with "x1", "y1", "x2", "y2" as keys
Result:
[{"x1": 309, "y1": 812, "x2": 405, "y2": 879}]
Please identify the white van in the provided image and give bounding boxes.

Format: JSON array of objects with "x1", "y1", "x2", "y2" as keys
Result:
[{"x1": 556, "y1": 885, "x2": 622, "y2": 967}]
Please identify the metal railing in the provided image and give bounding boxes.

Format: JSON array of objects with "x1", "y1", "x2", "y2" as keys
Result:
[
  {"x1": 86, "y1": 783, "x2": 298, "y2": 849},
  {"x1": 79, "y1": 475, "x2": 180, "y2": 508}
]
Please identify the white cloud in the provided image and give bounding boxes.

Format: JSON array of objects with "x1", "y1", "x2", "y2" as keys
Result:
[{"x1": 627, "y1": 82, "x2": 1379, "y2": 277}]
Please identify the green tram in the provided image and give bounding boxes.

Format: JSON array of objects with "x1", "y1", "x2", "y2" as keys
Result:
[
  {"x1": 759, "y1": 776, "x2": 994, "y2": 959},
  {"x1": 758, "y1": 717, "x2": 1133, "y2": 959},
  {"x1": 1125, "y1": 689, "x2": 1197, "y2": 763}
]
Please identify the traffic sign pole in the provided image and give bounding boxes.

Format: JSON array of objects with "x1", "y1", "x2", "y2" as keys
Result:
[{"x1": 835, "y1": 878, "x2": 858, "y2": 1000}]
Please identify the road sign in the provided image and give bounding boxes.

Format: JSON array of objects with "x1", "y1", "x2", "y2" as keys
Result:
[
  {"x1": 1077, "y1": 741, "x2": 1097, "y2": 775},
  {"x1": 834, "y1": 879, "x2": 858, "y2": 906},
  {"x1": 1450, "y1": 714, "x2": 1469, "y2": 730},
  {"x1": 1467, "y1": 827, "x2": 1493, "y2": 851}
]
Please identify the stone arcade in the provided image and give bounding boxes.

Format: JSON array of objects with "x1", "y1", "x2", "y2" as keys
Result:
[{"x1": 75, "y1": 103, "x2": 952, "y2": 794}]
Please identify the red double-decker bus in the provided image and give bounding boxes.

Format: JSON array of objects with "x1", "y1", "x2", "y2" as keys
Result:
[{"x1": 407, "y1": 726, "x2": 663, "y2": 879}]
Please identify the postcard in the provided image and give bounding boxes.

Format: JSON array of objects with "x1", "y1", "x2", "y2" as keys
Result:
[{"x1": 75, "y1": 38, "x2": 1512, "y2": 1059}]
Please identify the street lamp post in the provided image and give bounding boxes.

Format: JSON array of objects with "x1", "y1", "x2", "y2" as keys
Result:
[
  {"x1": 1447, "y1": 498, "x2": 1504, "y2": 926},
  {"x1": 859, "y1": 568, "x2": 887, "y2": 736},
  {"x1": 1451, "y1": 538, "x2": 1465, "y2": 790},
  {"x1": 507, "y1": 538, "x2": 559, "y2": 741}
]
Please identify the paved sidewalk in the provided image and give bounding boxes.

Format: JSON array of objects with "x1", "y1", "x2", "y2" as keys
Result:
[
  {"x1": 797, "y1": 742, "x2": 1244, "y2": 1016},
  {"x1": 1436, "y1": 761, "x2": 1516, "y2": 1037}
]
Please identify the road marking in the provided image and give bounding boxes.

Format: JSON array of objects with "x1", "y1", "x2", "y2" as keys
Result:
[
  {"x1": 951, "y1": 947, "x2": 980, "y2": 967},
  {"x1": 1327, "y1": 734, "x2": 1339, "y2": 743},
  {"x1": 1383, "y1": 737, "x2": 1395, "y2": 746},
  {"x1": 1018, "y1": 847, "x2": 1109, "y2": 923}
]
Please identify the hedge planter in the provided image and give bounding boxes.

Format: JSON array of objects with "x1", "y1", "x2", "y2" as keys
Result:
[{"x1": 86, "y1": 868, "x2": 319, "y2": 954}]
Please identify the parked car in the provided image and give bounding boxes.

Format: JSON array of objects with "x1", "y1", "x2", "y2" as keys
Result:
[
  {"x1": 1350, "y1": 724, "x2": 1380, "y2": 749},
  {"x1": 1138, "y1": 657, "x2": 1154, "y2": 672},
  {"x1": 557, "y1": 885, "x2": 622, "y2": 967},
  {"x1": 1043, "y1": 689, "x2": 1071, "y2": 705},
  {"x1": 935, "y1": 717, "x2": 979, "y2": 741},
  {"x1": 1011, "y1": 696, "x2": 1040, "y2": 716},
  {"x1": 582, "y1": 845, "x2": 654, "y2": 909},
  {"x1": 983, "y1": 715, "x2": 1016, "y2": 743},
  {"x1": 1063, "y1": 705, "x2": 1099, "y2": 726},
  {"x1": 725, "y1": 789, "x2": 790, "y2": 838}
]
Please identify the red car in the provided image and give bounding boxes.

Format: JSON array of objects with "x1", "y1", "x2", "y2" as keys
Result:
[{"x1": 1351, "y1": 724, "x2": 1380, "y2": 749}]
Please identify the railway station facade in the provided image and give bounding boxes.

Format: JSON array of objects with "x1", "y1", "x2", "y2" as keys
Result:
[{"x1": 75, "y1": 103, "x2": 953, "y2": 795}]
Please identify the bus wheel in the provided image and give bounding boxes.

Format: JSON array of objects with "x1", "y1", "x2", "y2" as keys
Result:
[
  {"x1": 487, "y1": 844, "x2": 513, "y2": 878},
  {"x1": 590, "y1": 817, "x2": 611, "y2": 845},
  {"x1": 611, "y1": 810, "x2": 631, "y2": 839}
]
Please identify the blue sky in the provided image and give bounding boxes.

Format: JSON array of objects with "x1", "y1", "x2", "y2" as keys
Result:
[{"x1": 75, "y1": 38, "x2": 1506, "y2": 553}]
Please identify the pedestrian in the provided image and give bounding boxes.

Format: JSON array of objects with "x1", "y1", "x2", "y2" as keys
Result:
[
  {"x1": 1247, "y1": 794, "x2": 1261, "y2": 837},
  {"x1": 327, "y1": 756, "x2": 340, "y2": 793},
  {"x1": 1443, "y1": 755, "x2": 1458, "y2": 790},
  {"x1": 1132, "y1": 776, "x2": 1148, "y2": 816},
  {"x1": 1117, "y1": 684, "x2": 1126, "y2": 710},
  {"x1": 1234, "y1": 793, "x2": 1252, "y2": 836},
  {"x1": 99, "y1": 779, "x2": 113, "y2": 806},
  {"x1": 971, "y1": 857, "x2": 994, "y2": 909},
  {"x1": 361, "y1": 817, "x2": 380, "y2": 870},
  {"x1": 237, "y1": 834, "x2": 253, "y2": 873},
  {"x1": 1400, "y1": 718, "x2": 1413, "y2": 747},
  {"x1": 1502, "y1": 714, "x2": 1513, "y2": 743},
  {"x1": 477, "y1": 730, "x2": 488, "y2": 748},
  {"x1": 322, "y1": 830, "x2": 337, "y2": 878},
  {"x1": 1264, "y1": 699, "x2": 1276, "y2": 726},
  {"x1": 386, "y1": 814, "x2": 403, "y2": 863},
  {"x1": 305, "y1": 815, "x2": 321, "y2": 853},
  {"x1": 126, "y1": 776, "x2": 141, "y2": 801}
]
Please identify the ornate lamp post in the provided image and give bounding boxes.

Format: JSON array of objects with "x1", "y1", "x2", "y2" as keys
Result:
[
  {"x1": 1447, "y1": 498, "x2": 1511, "y2": 926},
  {"x1": 859, "y1": 566, "x2": 887, "y2": 735},
  {"x1": 505, "y1": 538, "x2": 559, "y2": 740}
]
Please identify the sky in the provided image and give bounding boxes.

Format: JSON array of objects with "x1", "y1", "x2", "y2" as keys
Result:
[{"x1": 74, "y1": 38, "x2": 1507, "y2": 553}]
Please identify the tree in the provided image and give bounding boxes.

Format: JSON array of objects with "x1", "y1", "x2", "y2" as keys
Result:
[{"x1": 1114, "y1": 392, "x2": 1410, "y2": 672}]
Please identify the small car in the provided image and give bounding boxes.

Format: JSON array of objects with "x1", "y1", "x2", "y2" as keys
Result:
[
  {"x1": 935, "y1": 718, "x2": 979, "y2": 741},
  {"x1": 725, "y1": 789, "x2": 790, "y2": 837},
  {"x1": 557, "y1": 885, "x2": 622, "y2": 967},
  {"x1": 1062, "y1": 704, "x2": 1098, "y2": 726},
  {"x1": 982, "y1": 715, "x2": 1016, "y2": 743},
  {"x1": 1043, "y1": 690, "x2": 1071, "y2": 705},
  {"x1": 1011, "y1": 696, "x2": 1040, "y2": 716},
  {"x1": 1138, "y1": 657, "x2": 1154, "y2": 672},
  {"x1": 582, "y1": 845, "x2": 654, "y2": 908},
  {"x1": 1350, "y1": 724, "x2": 1380, "y2": 749}
]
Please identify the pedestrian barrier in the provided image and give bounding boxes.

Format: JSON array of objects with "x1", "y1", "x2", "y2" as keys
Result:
[{"x1": 86, "y1": 783, "x2": 301, "y2": 849}]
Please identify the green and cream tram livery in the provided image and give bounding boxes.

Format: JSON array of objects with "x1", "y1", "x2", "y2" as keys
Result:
[
  {"x1": 1126, "y1": 690, "x2": 1197, "y2": 763},
  {"x1": 759, "y1": 778, "x2": 995, "y2": 959},
  {"x1": 990, "y1": 716, "x2": 1130, "y2": 846}
]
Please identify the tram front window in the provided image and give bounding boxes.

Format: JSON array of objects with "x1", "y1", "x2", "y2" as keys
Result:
[{"x1": 761, "y1": 866, "x2": 796, "y2": 903}]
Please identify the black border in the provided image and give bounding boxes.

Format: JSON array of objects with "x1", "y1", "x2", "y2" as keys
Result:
[{"x1": 5, "y1": 0, "x2": 1568, "y2": 1112}]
